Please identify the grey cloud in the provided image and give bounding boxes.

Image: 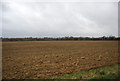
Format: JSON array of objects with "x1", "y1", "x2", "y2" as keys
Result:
[{"x1": 1, "y1": 1, "x2": 118, "y2": 38}]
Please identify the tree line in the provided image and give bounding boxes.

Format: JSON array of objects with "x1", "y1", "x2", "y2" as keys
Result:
[{"x1": 1, "y1": 36, "x2": 120, "y2": 41}]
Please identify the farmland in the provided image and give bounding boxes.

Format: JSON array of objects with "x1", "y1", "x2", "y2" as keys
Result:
[{"x1": 2, "y1": 41, "x2": 119, "y2": 79}]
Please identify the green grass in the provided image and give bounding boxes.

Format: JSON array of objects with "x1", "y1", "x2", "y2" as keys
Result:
[
  {"x1": 90, "y1": 73, "x2": 120, "y2": 79},
  {"x1": 48, "y1": 64, "x2": 119, "y2": 79}
]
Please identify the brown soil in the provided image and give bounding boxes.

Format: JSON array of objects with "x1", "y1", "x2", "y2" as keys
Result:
[{"x1": 2, "y1": 41, "x2": 119, "y2": 79}]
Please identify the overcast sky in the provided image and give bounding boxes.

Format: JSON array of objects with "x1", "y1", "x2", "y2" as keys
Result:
[{"x1": 0, "y1": 0, "x2": 118, "y2": 38}]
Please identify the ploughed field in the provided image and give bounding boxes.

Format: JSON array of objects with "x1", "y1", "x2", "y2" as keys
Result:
[{"x1": 2, "y1": 41, "x2": 119, "y2": 79}]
